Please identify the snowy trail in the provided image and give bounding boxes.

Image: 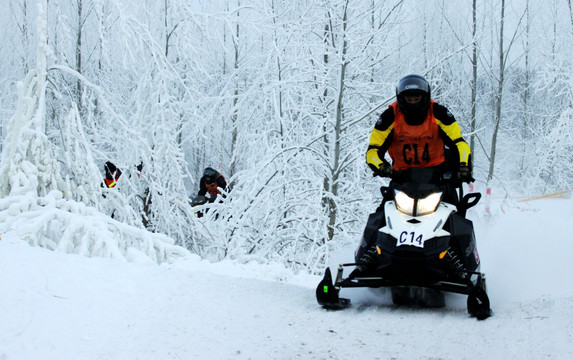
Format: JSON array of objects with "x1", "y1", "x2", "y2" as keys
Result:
[
  {"x1": 1, "y1": 198, "x2": 573, "y2": 359},
  {"x1": 1, "y1": 241, "x2": 571, "y2": 359}
]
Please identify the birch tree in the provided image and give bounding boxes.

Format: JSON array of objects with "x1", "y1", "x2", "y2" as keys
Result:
[
  {"x1": 0, "y1": 0, "x2": 66, "y2": 200},
  {"x1": 487, "y1": 0, "x2": 525, "y2": 184}
]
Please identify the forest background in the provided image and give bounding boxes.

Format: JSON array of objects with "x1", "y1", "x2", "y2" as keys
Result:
[{"x1": 1, "y1": 0, "x2": 572, "y2": 272}]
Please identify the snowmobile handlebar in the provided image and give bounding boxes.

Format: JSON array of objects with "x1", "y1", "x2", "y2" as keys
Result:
[{"x1": 377, "y1": 167, "x2": 458, "y2": 186}]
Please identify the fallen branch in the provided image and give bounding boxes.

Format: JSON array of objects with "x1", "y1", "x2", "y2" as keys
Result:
[{"x1": 518, "y1": 190, "x2": 572, "y2": 202}]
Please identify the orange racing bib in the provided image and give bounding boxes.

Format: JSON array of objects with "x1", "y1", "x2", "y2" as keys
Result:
[{"x1": 388, "y1": 101, "x2": 445, "y2": 170}]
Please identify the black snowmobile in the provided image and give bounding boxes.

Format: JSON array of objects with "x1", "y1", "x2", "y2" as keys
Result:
[
  {"x1": 189, "y1": 195, "x2": 209, "y2": 217},
  {"x1": 316, "y1": 168, "x2": 492, "y2": 320}
]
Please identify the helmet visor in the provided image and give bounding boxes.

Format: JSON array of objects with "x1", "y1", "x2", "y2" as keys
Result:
[{"x1": 397, "y1": 76, "x2": 430, "y2": 97}]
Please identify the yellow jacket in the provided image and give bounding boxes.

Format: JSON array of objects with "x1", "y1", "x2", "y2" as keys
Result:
[{"x1": 366, "y1": 101, "x2": 471, "y2": 171}]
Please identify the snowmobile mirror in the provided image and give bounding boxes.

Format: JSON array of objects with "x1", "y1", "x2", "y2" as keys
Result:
[
  {"x1": 461, "y1": 192, "x2": 481, "y2": 209},
  {"x1": 458, "y1": 192, "x2": 481, "y2": 217}
]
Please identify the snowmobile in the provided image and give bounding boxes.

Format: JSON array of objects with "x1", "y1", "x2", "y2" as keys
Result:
[
  {"x1": 316, "y1": 167, "x2": 492, "y2": 320},
  {"x1": 189, "y1": 195, "x2": 209, "y2": 217}
]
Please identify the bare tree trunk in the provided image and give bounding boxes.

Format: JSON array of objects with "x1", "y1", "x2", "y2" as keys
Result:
[
  {"x1": 328, "y1": 18, "x2": 348, "y2": 242},
  {"x1": 519, "y1": 0, "x2": 531, "y2": 174},
  {"x1": 12, "y1": 0, "x2": 31, "y2": 75},
  {"x1": 76, "y1": 0, "x2": 83, "y2": 110},
  {"x1": 321, "y1": 21, "x2": 331, "y2": 244},
  {"x1": 470, "y1": 0, "x2": 478, "y2": 157},
  {"x1": 164, "y1": 0, "x2": 169, "y2": 57},
  {"x1": 163, "y1": 0, "x2": 181, "y2": 58},
  {"x1": 229, "y1": 1, "x2": 241, "y2": 179},
  {"x1": 322, "y1": 1, "x2": 349, "y2": 242},
  {"x1": 487, "y1": 0, "x2": 505, "y2": 183}
]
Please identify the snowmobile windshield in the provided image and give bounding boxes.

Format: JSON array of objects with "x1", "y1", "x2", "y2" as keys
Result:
[{"x1": 190, "y1": 195, "x2": 208, "y2": 207}]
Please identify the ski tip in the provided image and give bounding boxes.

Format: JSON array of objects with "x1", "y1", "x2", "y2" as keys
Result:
[
  {"x1": 321, "y1": 297, "x2": 351, "y2": 311},
  {"x1": 467, "y1": 286, "x2": 492, "y2": 320},
  {"x1": 316, "y1": 267, "x2": 351, "y2": 310},
  {"x1": 473, "y1": 308, "x2": 492, "y2": 320}
]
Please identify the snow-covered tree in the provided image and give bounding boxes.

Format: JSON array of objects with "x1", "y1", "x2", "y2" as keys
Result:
[{"x1": 2, "y1": 0, "x2": 573, "y2": 272}]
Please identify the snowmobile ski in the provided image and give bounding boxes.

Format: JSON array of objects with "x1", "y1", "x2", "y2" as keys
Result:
[{"x1": 316, "y1": 267, "x2": 351, "y2": 310}]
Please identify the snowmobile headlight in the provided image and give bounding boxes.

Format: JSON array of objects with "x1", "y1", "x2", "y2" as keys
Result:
[
  {"x1": 395, "y1": 191, "x2": 415, "y2": 215},
  {"x1": 394, "y1": 190, "x2": 442, "y2": 216},
  {"x1": 416, "y1": 192, "x2": 442, "y2": 216}
]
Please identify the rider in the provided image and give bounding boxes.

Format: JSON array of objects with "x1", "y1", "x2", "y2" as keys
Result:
[
  {"x1": 366, "y1": 73, "x2": 473, "y2": 185},
  {"x1": 198, "y1": 167, "x2": 227, "y2": 203},
  {"x1": 352, "y1": 74, "x2": 474, "y2": 277},
  {"x1": 103, "y1": 161, "x2": 122, "y2": 188}
]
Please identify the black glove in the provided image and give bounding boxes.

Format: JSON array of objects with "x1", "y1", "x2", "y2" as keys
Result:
[
  {"x1": 457, "y1": 166, "x2": 474, "y2": 183},
  {"x1": 370, "y1": 163, "x2": 393, "y2": 178},
  {"x1": 378, "y1": 164, "x2": 394, "y2": 178}
]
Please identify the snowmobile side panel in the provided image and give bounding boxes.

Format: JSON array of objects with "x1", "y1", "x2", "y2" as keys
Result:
[
  {"x1": 355, "y1": 210, "x2": 386, "y2": 261},
  {"x1": 444, "y1": 213, "x2": 480, "y2": 273}
]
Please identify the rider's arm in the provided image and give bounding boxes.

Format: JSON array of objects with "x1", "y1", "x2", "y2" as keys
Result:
[
  {"x1": 198, "y1": 177, "x2": 207, "y2": 196},
  {"x1": 366, "y1": 108, "x2": 395, "y2": 170},
  {"x1": 433, "y1": 103, "x2": 471, "y2": 165},
  {"x1": 217, "y1": 175, "x2": 227, "y2": 192}
]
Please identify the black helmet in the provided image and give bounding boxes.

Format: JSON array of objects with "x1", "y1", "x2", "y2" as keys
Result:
[
  {"x1": 396, "y1": 74, "x2": 431, "y2": 114},
  {"x1": 203, "y1": 167, "x2": 219, "y2": 183},
  {"x1": 203, "y1": 167, "x2": 218, "y2": 177},
  {"x1": 104, "y1": 161, "x2": 119, "y2": 179}
]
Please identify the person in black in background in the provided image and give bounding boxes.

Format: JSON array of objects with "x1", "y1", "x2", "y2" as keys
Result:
[
  {"x1": 198, "y1": 167, "x2": 227, "y2": 203},
  {"x1": 103, "y1": 161, "x2": 122, "y2": 188},
  {"x1": 101, "y1": 161, "x2": 122, "y2": 218}
]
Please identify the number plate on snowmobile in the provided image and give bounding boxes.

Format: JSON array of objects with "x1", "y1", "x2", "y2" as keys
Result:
[{"x1": 397, "y1": 231, "x2": 424, "y2": 248}]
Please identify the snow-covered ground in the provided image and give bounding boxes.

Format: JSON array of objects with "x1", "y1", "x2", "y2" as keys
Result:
[{"x1": 1, "y1": 196, "x2": 572, "y2": 360}]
